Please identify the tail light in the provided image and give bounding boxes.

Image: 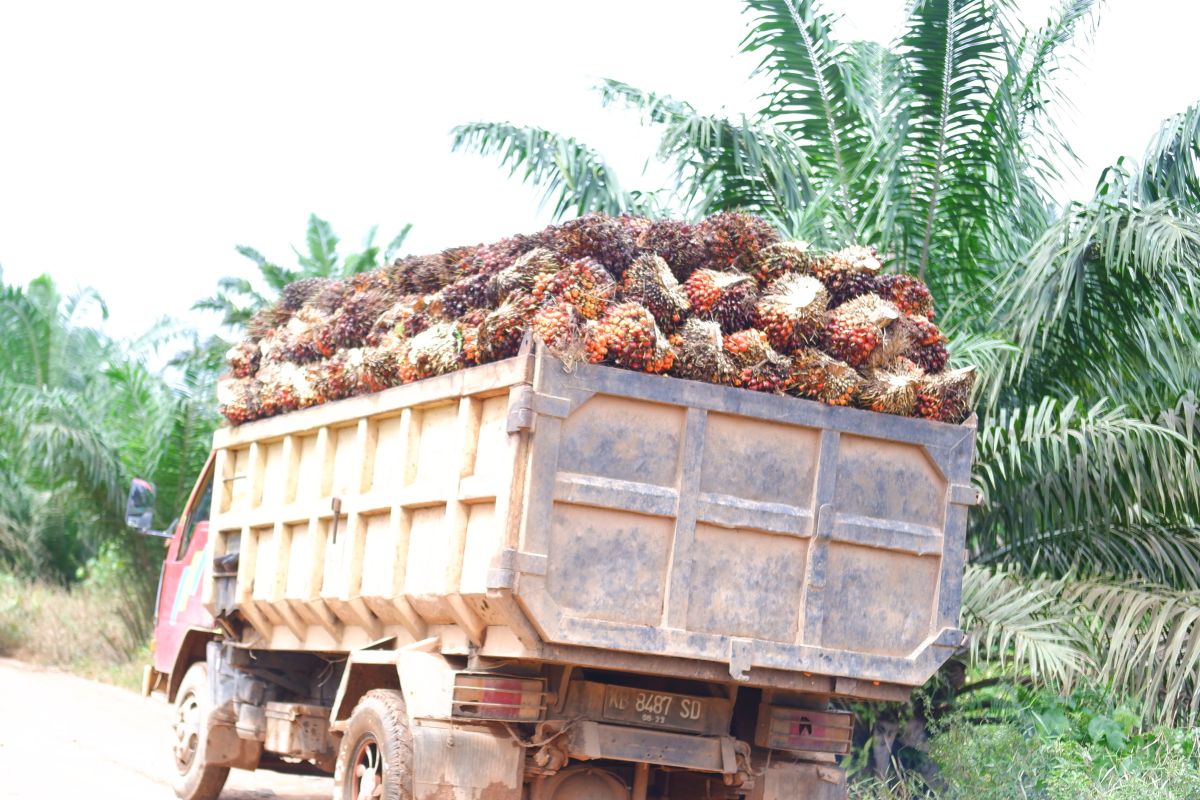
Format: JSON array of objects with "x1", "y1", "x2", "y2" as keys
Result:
[
  {"x1": 754, "y1": 705, "x2": 853, "y2": 755},
  {"x1": 452, "y1": 673, "x2": 548, "y2": 722}
]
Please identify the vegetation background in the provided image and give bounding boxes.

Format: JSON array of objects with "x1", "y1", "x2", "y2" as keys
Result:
[{"x1": 2, "y1": 0, "x2": 1198, "y2": 796}]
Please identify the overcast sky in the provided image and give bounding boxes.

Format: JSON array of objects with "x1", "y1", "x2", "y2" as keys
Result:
[{"x1": 1, "y1": 0, "x2": 1196, "y2": 341}]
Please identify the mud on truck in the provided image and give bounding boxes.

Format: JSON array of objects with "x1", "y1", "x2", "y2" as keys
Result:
[{"x1": 131, "y1": 346, "x2": 978, "y2": 800}]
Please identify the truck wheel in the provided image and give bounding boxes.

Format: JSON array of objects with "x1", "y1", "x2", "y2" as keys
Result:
[
  {"x1": 172, "y1": 662, "x2": 230, "y2": 800},
  {"x1": 333, "y1": 690, "x2": 413, "y2": 800}
]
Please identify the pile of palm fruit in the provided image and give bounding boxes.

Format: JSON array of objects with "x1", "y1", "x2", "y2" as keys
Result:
[{"x1": 218, "y1": 212, "x2": 974, "y2": 425}]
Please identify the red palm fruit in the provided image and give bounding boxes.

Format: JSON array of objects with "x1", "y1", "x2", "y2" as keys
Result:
[
  {"x1": 225, "y1": 341, "x2": 260, "y2": 379},
  {"x1": 723, "y1": 329, "x2": 773, "y2": 369},
  {"x1": 538, "y1": 213, "x2": 636, "y2": 278},
  {"x1": 812, "y1": 245, "x2": 883, "y2": 306},
  {"x1": 331, "y1": 289, "x2": 394, "y2": 348},
  {"x1": 217, "y1": 377, "x2": 261, "y2": 425},
  {"x1": 366, "y1": 295, "x2": 425, "y2": 346},
  {"x1": 390, "y1": 252, "x2": 456, "y2": 294},
  {"x1": 858, "y1": 357, "x2": 925, "y2": 416},
  {"x1": 915, "y1": 366, "x2": 976, "y2": 423},
  {"x1": 671, "y1": 319, "x2": 739, "y2": 385},
  {"x1": 479, "y1": 293, "x2": 538, "y2": 362},
  {"x1": 739, "y1": 348, "x2": 793, "y2": 393},
  {"x1": 531, "y1": 301, "x2": 589, "y2": 367},
  {"x1": 754, "y1": 274, "x2": 829, "y2": 352},
  {"x1": 683, "y1": 269, "x2": 758, "y2": 333},
  {"x1": 787, "y1": 348, "x2": 862, "y2": 406},
  {"x1": 407, "y1": 322, "x2": 467, "y2": 379},
  {"x1": 821, "y1": 293, "x2": 901, "y2": 367},
  {"x1": 617, "y1": 213, "x2": 652, "y2": 242},
  {"x1": 592, "y1": 302, "x2": 675, "y2": 373},
  {"x1": 875, "y1": 273, "x2": 935, "y2": 319},
  {"x1": 429, "y1": 273, "x2": 491, "y2": 319},
  {"x1": 360, "y1": 344, "x2": 407, "y2": 391},
  {"x1": 697, "y1": 211, "x2": 781, "y2": 271},
  {"x1": 488, "y1": 247, "x2": 563, "y2": 302},
  {"x1": 532, "y1": 257, "x2": 616, "y2": 319},
  {"x1": 635, "y1": 218, "x2": 707, "y2": 281},
  {"x1": 898, "y1": 314, "x2": 949, "y2": 372},
  {"x1": 621, "y1": 253, "x2": 690, "y2": 331},
  {"x1": 753, "y1": 241, "x2": 817, "y2": 285}
]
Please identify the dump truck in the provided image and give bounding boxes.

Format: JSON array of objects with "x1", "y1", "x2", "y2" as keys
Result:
[{"x1": 132, "y1": 344, "x2": 978, "y2": 800}]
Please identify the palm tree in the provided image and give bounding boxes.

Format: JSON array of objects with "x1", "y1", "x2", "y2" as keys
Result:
[
  {"x1": 195, "y1": 213, "x2": 413, "y2": 329},
  {"x1": 453, "y1": 0, "x2": 1200, "y2": 722}
]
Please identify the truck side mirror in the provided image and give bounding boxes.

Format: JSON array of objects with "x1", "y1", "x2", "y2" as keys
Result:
[{"x1": 125, "y1": 478, "x2": 157, "y2": 533}]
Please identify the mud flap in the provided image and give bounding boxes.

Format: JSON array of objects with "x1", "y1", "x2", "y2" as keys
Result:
[{"x1": 411, "y1": 723, "x2": 523, "y2": 800}]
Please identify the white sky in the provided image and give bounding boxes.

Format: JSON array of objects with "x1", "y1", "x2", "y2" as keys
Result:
[{"x1": 1, "y1": 0, "x2": 1196, "y2": 341}]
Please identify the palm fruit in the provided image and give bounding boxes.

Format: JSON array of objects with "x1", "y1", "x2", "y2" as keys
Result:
[
  {"x1": 455, "y1": 235, "x2": 539, "y2": 280},
  {"x1": 812, "y1": 245, "x2": 883, "y2": 306},
  {"x1": 359, "y1": 344, "x2": 408, "y2": 391},
  {"x1": 635, "y1": 218, "x2": 707, "y2": 281},
  {"x1": 858, "y1": 357, "x2": 924, "y2": 416},
  {"x1": 754, "y1": 274, "x2": 829, "y2": 352},
  {"x1": 683, "y1": 269, "x2": 758, "y2": 333},
  {"x1": 331, "y1": 289, "x2": 394, "y2": 348},
  {"x1": 753, "y1": 241, "x2": 816, "y2": 286},
  {"x1": 787, "y1": 348, "x2": 862, "y2": 406},
  {"x1": 390, "y1": 252, "x2": 456, "y2": 294},
  {"x1": 459, "y1": 315, "x2": 484, "y2": 367},
  {"x1": 914, "y1": 366, "x2": 976, "y2": 423},
  {"x1": 671, "y1": 319, "x2": 739, "y2": 385},
  {"x1": 532, "y1": 257, "x2": 616, "y2": 319},
  {"x1": 488, "y1": 247, "x2": 562, "y2": 302},
  {"x1": 698, "y1": 211, "x2": 781, "y2": 271},
  {"x1": 276, "y1": 306, "x2": 338, "y2": 363},
  {"x1": 407, "y1": 322, "x2": 468, "y2": 379},
  {"x1": 621, "y1": 253, "x2": 690, "y2": 331},
  {"x1": 739, "y1": 348, "x2": 793, "y2": 393},
  {"x1": 591, "y1": 302, "x2": 675, "y2": 373},
  {"x1": 218, "y1": 377, "x2": 261, "y2": 425},
  {"x1": 255, "y1": 362, "x2": 304, "y2": 417},
  {"x1": 225, "y1": 341, "x2": 261, "y2": 379},
  {"x1": 723, "y1": 329, "x2": 773, "y2": 370},
  {"x1": 875, "y1": 273, "x2": 934, "y2": 319},
  {"x1": 479, "y1": 293, "x2": 537, "y2": 362},
  {"x1": 531, "y1": 301, "x2": 589, "y2": 368},
  {"x1": 429, "y1": 272, "x2": 491, "y2": 320},
  {"x1": 366, "y1": 295, "x2": 424, "y2": 346},
  {"x1": 617, "y1": 213, "x2": 652, "y2": 242},
  {"x1": 538, "y1": 213, "x2": 635, "y2": 278},
  {"x1": 900, "y1": 314, "x2": 949, "y2": 373},
  {"x1": 821, "y1": 293, "x2": 901, "y2": 367},
  {"x1": 311, "y1": 280, "x2": 349, "y2": 313}
]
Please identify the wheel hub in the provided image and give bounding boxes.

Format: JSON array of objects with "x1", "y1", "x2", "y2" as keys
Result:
[
  {"x1": 352, "y1": 736, "x2": 385, "y2": 800},
  {"x1": 173, "y1": 691, "x2": 200, "y2": 772}
]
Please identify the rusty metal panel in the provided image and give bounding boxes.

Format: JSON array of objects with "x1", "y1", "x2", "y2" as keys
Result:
[
  {"x1": 510, "y1": 350, "x2": 976, "y2": 688},
  {"x1": 567, "y1": 720, "x2": 732, "y2": 773},
  {"x1": 411, "y1": 724, "x2": 523, "y2": 800}
]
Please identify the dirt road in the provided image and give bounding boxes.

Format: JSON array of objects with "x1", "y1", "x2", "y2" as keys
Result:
[{"x1": 0, "y1": 658, "x2": 331, "y2": 800}]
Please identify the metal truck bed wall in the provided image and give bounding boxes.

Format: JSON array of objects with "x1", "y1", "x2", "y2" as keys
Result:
[{"x1": 204, "y1": 347, "x2": 977, "y2": 694}]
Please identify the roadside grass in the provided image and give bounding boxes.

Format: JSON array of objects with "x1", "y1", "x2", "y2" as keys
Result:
[{"x1": 0, "y1": 573, "x2": 149, "y2": 691}]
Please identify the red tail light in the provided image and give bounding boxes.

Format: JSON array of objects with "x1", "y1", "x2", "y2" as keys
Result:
[{"x1": 452, "y1": 673, "x2": 547, "y2": 722}]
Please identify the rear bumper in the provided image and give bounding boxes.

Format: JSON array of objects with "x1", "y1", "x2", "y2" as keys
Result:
[{"x1": 564, "y1": 720, "x2": 747, "y2": 778}]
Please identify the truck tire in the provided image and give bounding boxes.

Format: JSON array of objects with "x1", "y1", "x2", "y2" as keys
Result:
[
  {"x1": 172, "y1": 662, "x2": 230, "y2": 800},
  {"x1": 333, "y1": 689, "x2": 414, "y2": 800}
]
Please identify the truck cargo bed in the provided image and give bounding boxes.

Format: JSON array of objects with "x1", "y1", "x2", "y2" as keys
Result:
[{"x1": 205, "y1": 346, "x2": 977, "y2": 694}]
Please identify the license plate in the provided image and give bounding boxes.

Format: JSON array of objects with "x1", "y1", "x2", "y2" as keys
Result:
[{"x1": 601, "y1": 685, "x2": 717, "y2": 734}]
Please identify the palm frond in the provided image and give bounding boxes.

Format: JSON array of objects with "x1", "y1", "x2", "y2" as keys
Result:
[
  {"x1": 451, "y1": 121, "x2": 637, "y2": 219},
  {"x1": 960, "y1": 564, "x2": 1091, "y2": 688}
]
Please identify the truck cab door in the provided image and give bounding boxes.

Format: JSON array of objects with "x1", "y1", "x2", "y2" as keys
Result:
[{"x1": 153, "y1": 454, "x2": 216, "y2": 675}]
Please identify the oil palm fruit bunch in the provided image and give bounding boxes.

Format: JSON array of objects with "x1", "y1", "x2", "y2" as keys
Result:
[
  {"x1": 821, "y1": 293, "x2": 901, "y2": 367},
  {"x1": 812, "y1": 246, "x2": 883, "y2": 306},
  {"x1": 723, "y1": 329, "x2": 773, "y2": 369},
  {"x1": 671, "y1": 318, "x2": 739, "y2": 385},
  {"x1": 858, "y1": 357, "x2": 924, "y2": 415},
  {"x1": 532, "y1": 257, "x2": 616, "y2": 320},
  {"x1": 217, "y1": 377, "x2": 262, "y2": 425},
  {"x1": 408, "y1": 322, "x2": 467, "y2": 379},
  {"x1": 875, "y1": 274, "x2": 934, "y2": 319},
  {"x1": 391, "y1": 252, "x2": 456, "y2": 294},
  {"x1": 430, "y1": 273, "x2": 491, "y2": 320},
  {"x1": 621, "y1": 254, "x2": 690, "y2": 331},
  {"x1": 366, "y1": 295, "x2": 424, "y2": 346},
  {"x1": 531, "y1": 302, "x2": 589, "y2": 368},
  {"x1": 754, "y1": 274, "x2": 829, "y2": 352},
  {"x1": 635, "y1": 218, "x2": 707, "y2": 280},
  {"x1": 899, "y1": 315, "x2": 949, "y2": 373},
  {"x1": 226, "y1": 341, "x2": 261, "y2": 379},
  {"x1": 698, "y1": 211, "x2": 781, "y2": 271},
  {"x1": 488, "y1": 247, "x2": 562, "y2": 302},
  {"x1": 539, "y1": 213, "x2": 635, "y2": 278},
  {"x1": 787, "y1": 348, "x2": 862, "y2": 406},
  {"x1": 914, "y1": 366, "x2": 976, "y2": 423},
  {"x1": 256, "y1": 363, "x2": 303, "y2": 417},
  {"x1": 479, "y1": 293, "x2": 537, "y2": 362},
  {"x1": 739, "y1": 348, "x2": 793, "y2": 394},
  {"x1": 332, "y1": 289, "x2": 394, "y2": 348},
  {"x1": 590, "y1": 302, "x2": 675, "y2": 373},
  {"x1": 683, "y1": 269, "x2": 758, "y2": 333},
  {"x1": 360, "y1": 344, "x2": 409, "y2": 391},
  {"x1": 753, "y1": 241, "x2": 816, "y2": 286}
]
